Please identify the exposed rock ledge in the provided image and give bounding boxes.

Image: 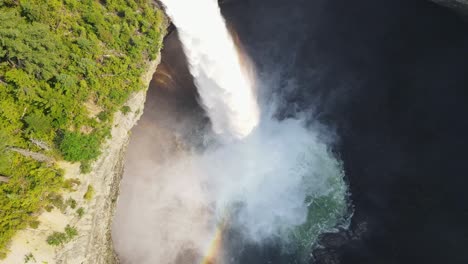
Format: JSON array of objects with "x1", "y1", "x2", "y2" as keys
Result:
[{"x1": 1, "y1": 57, "x2": 161, "y2": 264}]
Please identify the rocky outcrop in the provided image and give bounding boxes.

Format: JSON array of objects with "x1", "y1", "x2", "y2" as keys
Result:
[{"x1": 431, "y1": 0, "x2": 468, "y2": 15}]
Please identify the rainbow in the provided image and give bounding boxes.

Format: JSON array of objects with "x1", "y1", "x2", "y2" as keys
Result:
[{"x1": 200, "y1": 221, "x2": 227, "y2": 264}]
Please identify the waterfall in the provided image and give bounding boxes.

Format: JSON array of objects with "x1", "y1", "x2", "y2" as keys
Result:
[
  {"x1": 112, "y1": 1, "x2": 349, "y2": 263},
  {"x1": 162, "y1": 0, "x2": 260, "y2": 140}
]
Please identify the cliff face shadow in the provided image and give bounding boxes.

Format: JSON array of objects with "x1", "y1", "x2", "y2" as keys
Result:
[
  {"x1": 136, "y1": 30, "x2": 206, "y2": 159},
  {"x1": 112, "y1": 31, "x2": 208, "y2": 264}
]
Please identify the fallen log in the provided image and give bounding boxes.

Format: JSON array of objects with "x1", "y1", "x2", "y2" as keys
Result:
[
  {"x1": 9, "y1": 147, "x2": 54, "y2": 163},
  {"x1": 30, "y1": 138, "x2": 50, "y2": 151}
]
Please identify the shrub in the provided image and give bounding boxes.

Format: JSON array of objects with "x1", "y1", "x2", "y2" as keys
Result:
[
  {"x1": 46, "y1": 231, "x2": 67, "y2": 246},
  {"x1": 121, "y1": 105, "x2": 131, "y2": 115},
  {"x1": 64, "y1": 225, "x2": 78, "y2": 239},
  {"x1": 76, "y1": 207, "x2": 85, "y2": 218},
  {"x1": 97, "y1": 111, "x2": 111, "y2": 122},
  {"x1": 47, "y1": 193, "x2": 65, "y2": 211},
  {"x1": 24, "y1": 253, "x2": 36, "y2": 263},
  {"x1": 29, "y1": 220, "x2": 40, "y2": 229},
  {"x1": 66, "y1": 198, "x2": 77, "y2": 209},
  {"x1": 80, "y1": 161, "x2": 92, "y2": 174},
  {"x1": 24, "y1": 112, "x2": 53, "y2": 136},
  {"x1": 83, "y1": 185, "x2": 95, "y2": 201},
  {"x1": 59, "y1": 132, "x2": 101, "y2": 162},
  {"x1": 45, "y1": 205, "x2": 54, "y2": 212},
  {"x1": 46, "y1": 225, "x2": 78, "y2": 246},
  {"x1": 63, "y1": 178, "x2": 81, "y2": 191}
]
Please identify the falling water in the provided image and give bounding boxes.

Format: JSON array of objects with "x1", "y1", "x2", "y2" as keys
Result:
[
  {"x1": 162, "y1": 0, "x2": 260, "y2": 140},
  {"x1": 113, "y1": 1, "x2": 349, "y2": 263}
]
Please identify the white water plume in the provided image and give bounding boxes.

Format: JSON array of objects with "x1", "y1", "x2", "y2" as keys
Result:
[
  {"x1": 162, "y1": 0, "x2": 260, "y2": 140},
  {"x1": 113, "y1": 118, "x2": 346, "y2": 264},
  {"x1": 113, "y1": 1, "x2": 348, "y2": 263}
]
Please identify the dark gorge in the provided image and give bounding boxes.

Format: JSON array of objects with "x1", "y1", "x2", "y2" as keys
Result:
[{"x1": 117, "y1": 0, "x2": 468, "y2": 263}]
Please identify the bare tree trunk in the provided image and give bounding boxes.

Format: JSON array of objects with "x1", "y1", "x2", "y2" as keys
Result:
[{"x1": 9, "y1": 147, "x2": 54, "y2": 163}]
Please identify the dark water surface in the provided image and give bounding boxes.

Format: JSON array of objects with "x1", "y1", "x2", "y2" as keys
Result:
[{"x1": 217, "y1": 0, "x2": 468, "y2": 263}]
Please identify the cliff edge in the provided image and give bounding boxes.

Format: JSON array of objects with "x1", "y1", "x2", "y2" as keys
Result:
[{"x1": 1, "y1": 57, "x2": 162, "y2": 264}]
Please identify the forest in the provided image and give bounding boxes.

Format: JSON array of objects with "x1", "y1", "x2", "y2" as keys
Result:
[{"x1": 0, "y1": 0, "x2": 165, "y2": 257}]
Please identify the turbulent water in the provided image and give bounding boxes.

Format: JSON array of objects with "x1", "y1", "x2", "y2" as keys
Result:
[{"x1": 113, "y1": 1, "x2": 349, "y2": 263}]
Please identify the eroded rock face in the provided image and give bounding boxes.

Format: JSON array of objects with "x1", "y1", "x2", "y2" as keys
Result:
[
  {"x1": 53, "y1": 58, "x2": 163, "y2": 264},
  {"x1": 431, "y1": 0, "x2": 468, "y2": 15}
]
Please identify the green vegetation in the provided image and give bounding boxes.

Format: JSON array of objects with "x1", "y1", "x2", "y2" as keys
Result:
[
  {"x1": 59, "y1": 132, "x2": 101, "y2": 162},
  {"x1": 79, "y1": 160, "x2": 92, "y2": 174},
  {"x1": 46, "y1": 232, "x2": 67, "y2": 246},
  {"x1": 0, "y1": 0, "x2": 165, "y2": 258},
  {"x1": 76, "y1": 207, "x2": 85, "y2": 218},
  {"x1": 29, "y1": 220, "x2": 40, "y2": 229},
  {"x1": 65, "y1": 225, "x2": 78, "y2": 238},
  {"x1": 24, "y1": 253, "x2": 36, "y2": 263},
  {"x1": 0, "y1": 161, "x2": 64, "y2": 257},
  {"x1": 46, "y1": 225, "x2": 78, "y2": 246},
  {"x1": 47, "y1": 193, "x2": 66, "y2": 211},
  {"x1": 62, "y1": 178, "x2": 81, "y2": 191},
  {"x1": 66, "y1": 198, "x2": 77, "y2": 209},
  {"x1": 121, "y1": 105, "x2": 131, "y2": 115},
  {"x1": 83, "y1": 184, "x2": 95, "y2": 201}
]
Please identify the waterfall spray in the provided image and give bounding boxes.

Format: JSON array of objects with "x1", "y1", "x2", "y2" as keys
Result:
[
  {"x1": 113, "y1": 1, "x2": 349, "y2": 263},
  {"x1": 162, "y1": 0, "x2": 260, "y2": 140}
]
